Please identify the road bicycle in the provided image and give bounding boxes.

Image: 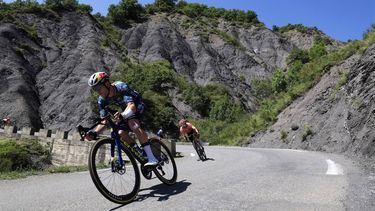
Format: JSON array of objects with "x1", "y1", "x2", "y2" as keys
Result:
[
  {"x1": 186, "y1": 134, "x2": 207, "y2": 161},
  {"x1": 77, "y1": 109, "x2": 177, "y2": 204}
]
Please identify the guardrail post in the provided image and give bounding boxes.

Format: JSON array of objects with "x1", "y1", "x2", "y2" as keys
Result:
[
  {"x1": 38, "y1": 129, "x2": 52, "y2": 137},
  {"x1": 22, "y1": 127, "x2": 35, "y2": 135},
  {"x1": 4, "y1": 125, "x2": 17, "y2": 134},
  {"x1": 55, "y1": 130, "x2": 68, "y2": 139}
]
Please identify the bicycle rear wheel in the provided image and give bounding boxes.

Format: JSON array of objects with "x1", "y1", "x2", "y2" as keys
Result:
[
  {"x1": 149, "y1": 138, "x2": 177, "y2": 185},
  {"x1": 89, "y1": 138, "x2": 140, "y2": 204}
]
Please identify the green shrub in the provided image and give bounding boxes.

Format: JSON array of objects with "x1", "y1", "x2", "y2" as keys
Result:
[
  {"x1": 251, "y1": 79, "x2": 273, "y2": 99},
  {"x1": 274, "y1": 24, "x2": 321, "y2": 34},
  {"x1": 280, "y1": 130, "x2": 288, "y2": 142},
  {"x1": 209, "y1": 95, "x2": 244, "y2": 122},
  {"x1": 287, "y1": 48, "x2": 310, "y2": 65},
  {"x1": 212, "y1": 29, "x2": 243, "y2": 49},
  {"x1": 287, "y1": 60, "x2": 303, "y2": 84},
  {"x1": 0, "y1": 138, "x2": 50, "y2": 172},
  {"x1": 302, "y1": 124, "x2": 313, "y2": 142},
  {"x1": 309, "y1": 42, "x2": 327, "y2": 60},
  {"x1": 179, "y1": 3, "x2": 207, "y2": 17},
  {"x1": 271, "y1": 68, "x2": 288, "y2": 93}
]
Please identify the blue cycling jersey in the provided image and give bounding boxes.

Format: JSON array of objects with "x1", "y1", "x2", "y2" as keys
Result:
[{"x1": 98, "y1": 81, "x2": 144, "y2": 118}]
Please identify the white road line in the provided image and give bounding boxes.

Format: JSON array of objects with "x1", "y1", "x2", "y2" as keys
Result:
[
  {"x1": 190, "y1": 153, "x2": 196, "y2": 157},
  {"x1": 326, "y1": 159, "x2": 344, "y2": 175}
]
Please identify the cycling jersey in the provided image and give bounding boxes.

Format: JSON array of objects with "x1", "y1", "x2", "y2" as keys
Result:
[
  {"x1": 180, "y1": 122, "x2": 198, "y2": 136},
  {"x1": 98, "y1": 81, "x2": 145, "y2": 118}
]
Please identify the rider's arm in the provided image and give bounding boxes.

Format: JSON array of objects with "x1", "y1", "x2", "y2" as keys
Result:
[
  {"x1": 85, "y1": 98, "x2": 109, "y2": 141},
  {"x1": 121, "y1": 102, "x2": 136, "y2": 119},
  {"x1": 191, "y1": 125, "x2": 200, "y2": 138},
  {"x1": 85, "y1": 119, "x2": 108, "y2": 141}
]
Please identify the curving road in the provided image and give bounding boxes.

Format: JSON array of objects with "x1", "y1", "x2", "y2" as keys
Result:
[{"x1": 0, "y1": 145, "x2": 374, "y2": 210}]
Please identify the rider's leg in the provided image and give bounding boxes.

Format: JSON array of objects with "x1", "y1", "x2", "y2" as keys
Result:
[
  {"x1": 128, "y1": 118, "x2": 158, "y2": 166},
  {"x1": 118, "y1": 130, "x2": 135, "y2": 144}
]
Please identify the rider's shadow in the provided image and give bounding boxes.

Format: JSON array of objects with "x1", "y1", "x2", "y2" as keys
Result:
[
  {"x1": 135, "y1": 180, "x2": 191, "y2": 202},
  {"x1": 202, "y1": 157, "x2": 215, "y2": 162}
]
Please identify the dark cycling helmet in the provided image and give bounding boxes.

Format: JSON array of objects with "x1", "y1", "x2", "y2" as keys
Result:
[
  {"x1": 88, "y1": 72, "x2": 109, "y2": 87},
  {"x1": 178, "y1": 119, "x2": 187, "y2": 127}
]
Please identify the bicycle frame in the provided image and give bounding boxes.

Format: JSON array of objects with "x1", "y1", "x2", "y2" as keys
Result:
[{"x1": 78, "y1": 115, "x2": 147, "y2": 172}]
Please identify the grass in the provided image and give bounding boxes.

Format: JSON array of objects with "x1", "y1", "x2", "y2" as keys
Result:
[{"x1": 0, "y1": 165, "x2": 89, "y2": 180}]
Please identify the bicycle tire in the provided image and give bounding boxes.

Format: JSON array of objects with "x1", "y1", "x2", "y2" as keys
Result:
[
  {"x1": 88, "y1": 138, "x2": 141, "y2": 204},
  {"x1": 149, "y1": 138, "x2": 177, "y2": 185},
  {"x1": 193, "y1": 140, "x2": 206, "y2": 161},
  {"x1": 195, "y1": 140, "x2": 207, "y2": 161}
]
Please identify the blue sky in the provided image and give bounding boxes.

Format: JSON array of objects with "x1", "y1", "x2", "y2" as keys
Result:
[{"x1": 4, "y1": 0, "x2": 375, "y2": 41}]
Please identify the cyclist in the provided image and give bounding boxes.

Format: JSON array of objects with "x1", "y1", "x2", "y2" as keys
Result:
[
  {"x1": 2, "y1": 117, "x2": 11, "y2": 127},
  {"x1": 179, "y1": 118, "x2": 200, "y2": 143},
  {"x1": 85, "y1": 72, "x2": 158, "y2": 167}
]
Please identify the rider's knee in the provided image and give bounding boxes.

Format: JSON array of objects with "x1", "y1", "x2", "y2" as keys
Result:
[{"x1": 128, "y1": 120, "x2": 140, "y2": 131}]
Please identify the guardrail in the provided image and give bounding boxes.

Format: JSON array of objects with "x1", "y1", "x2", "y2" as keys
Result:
[{"x1": 0, "y1": 126, "x2": 176, "y2": 166}]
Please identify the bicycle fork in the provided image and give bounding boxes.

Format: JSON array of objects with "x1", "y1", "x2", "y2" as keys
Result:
[{"x1": 110, "y1": 131, "x2": 125, "y2": 173}]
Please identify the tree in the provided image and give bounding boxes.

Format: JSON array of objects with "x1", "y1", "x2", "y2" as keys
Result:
[
  {"x1": 154, "y1": 0, "x2": 176, "y2": 12},
  {"x1": 180, "y1": 3, "x2": 207, "y2": 17},
  {"x1": 108, "y1": 0, "x2": 144, "y2": 27},
  {"x1": 44, "y1": 0, "x2": 77, "y2": 11}
]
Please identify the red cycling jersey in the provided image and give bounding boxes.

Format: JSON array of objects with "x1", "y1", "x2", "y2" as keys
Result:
[{"x1": 179, "y1": 122, "x2": 198, "y2": 136}]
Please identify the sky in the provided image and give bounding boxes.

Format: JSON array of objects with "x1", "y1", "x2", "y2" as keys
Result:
[{"x1": 4, "y1": 0, "x2": 375, "y2": 41}]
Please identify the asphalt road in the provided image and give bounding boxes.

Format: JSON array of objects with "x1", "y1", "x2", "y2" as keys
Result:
[{"x1": 0, "y1": 145, "x2": 374, "y2": 210}]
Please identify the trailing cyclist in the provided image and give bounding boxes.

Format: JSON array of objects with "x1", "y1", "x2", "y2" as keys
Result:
[
  {"x1": 179, "y1": 118, "x2": 200, "y2": 141},
  {"x1": 85, "y1": 71, "x2": 158, "y2": 167},
  {"x1": 179, "y1": 118, "x2": 207, "y2": 161}
]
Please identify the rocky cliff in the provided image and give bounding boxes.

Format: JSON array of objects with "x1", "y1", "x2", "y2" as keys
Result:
[
  {"x1": 0, "y1": 9, "x2": 336, "y2": 132},
  {"x1": 247, "y1": 43, "x2": 375, "y2": 159},
  {"x1": 0, "y1": 11, "x2": 122, "y2": 130}
]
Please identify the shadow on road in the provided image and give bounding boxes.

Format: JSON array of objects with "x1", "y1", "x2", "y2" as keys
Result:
[
  {"x1": 109, "y1": 180, "x2": 191, "y2": 210},
  {"x1": 136, "y1": 180, "x2": 191, "y2": 202},
  {"x1": 202, "y1": 157, "x2": 215, "y2": 162}
]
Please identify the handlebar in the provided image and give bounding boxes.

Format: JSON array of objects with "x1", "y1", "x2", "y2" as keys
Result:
[{"x1": 76, "y1": 106, "x2": 122, "y2": 141}]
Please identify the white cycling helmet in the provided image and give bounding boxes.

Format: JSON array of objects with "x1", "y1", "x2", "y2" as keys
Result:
[{"x1": 88, "y1": 72, "x2": 109, "y2": 87}]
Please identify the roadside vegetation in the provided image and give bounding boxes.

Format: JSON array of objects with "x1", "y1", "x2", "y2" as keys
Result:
[{"x1": 0, "y1": 136, "x2": 88, "y2": 179}]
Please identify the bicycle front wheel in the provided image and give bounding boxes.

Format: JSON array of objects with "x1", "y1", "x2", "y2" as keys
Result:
[
  {"x1": 88, "y1": 138, "x2": 140, "y2": 204},
  {"x1": 149, "y1": 138, "x2": 177, "y2": 185},
  {"x1": 195, "y1": 140, "x2": 207, "y2": 161}
]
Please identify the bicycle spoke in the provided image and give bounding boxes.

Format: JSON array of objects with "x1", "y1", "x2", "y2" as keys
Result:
[
  {"x1": 89, "y1": 138, "x2": 140, "y2": 204},
  {"x1": 149, "y1": 138, "x2": 177, "y2": 185}
]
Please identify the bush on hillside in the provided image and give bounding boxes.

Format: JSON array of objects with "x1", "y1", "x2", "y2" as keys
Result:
[
  {"x1": 0, "y1": 138, "x2": 51, "y2": 172},
  {"x1": 287, "y1": 48, "x2": 310, "y2": 65},
  {"x1": 44, "y1": 0, "x2": 92, "y2": 13},
  {"x1": 108, "y1": 0, "x2": 144, "y2": 27},
  {"x1": 271, "y1": 68, "x2": 288, "y2": 93},
  {"x1": 273, "y1": 24, "x2": 320, "y2": 34},
  {"x1": 309, "y1": 41, "x2": 327, "y2": 60}
]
